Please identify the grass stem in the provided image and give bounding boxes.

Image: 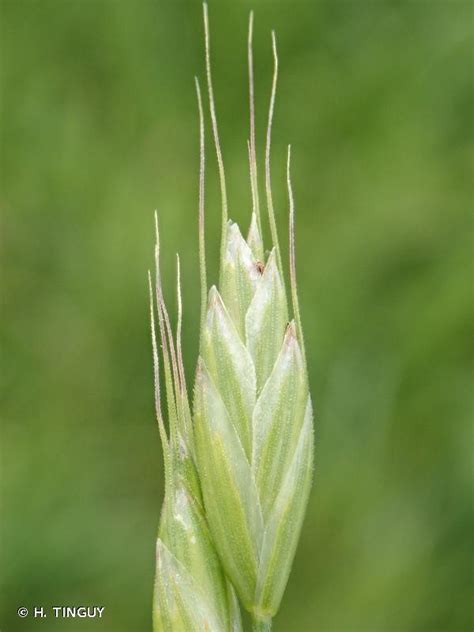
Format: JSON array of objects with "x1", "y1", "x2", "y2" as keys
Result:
[{"x1": 252, "y1": 615, "x2": 272, "y2": 632}]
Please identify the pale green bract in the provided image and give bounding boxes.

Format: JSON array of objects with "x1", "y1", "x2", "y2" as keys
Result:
[
  {"x1": 149, "y1": 5, "x2": 314, "y2": 631},
  {"x1": 149, "y1": 240, "x2": 242, "y2": 632},
  {"x1": 195, "y1": 219, "x2": 313, "y2": 624}
]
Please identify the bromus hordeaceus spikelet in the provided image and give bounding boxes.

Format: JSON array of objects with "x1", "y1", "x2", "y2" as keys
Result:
[
  {"x1": 148, "y1": 84, "x2": 242, "y2": 632},
  {"x1": 149, "y1": 5, "x2": 314, "y2": 632}
]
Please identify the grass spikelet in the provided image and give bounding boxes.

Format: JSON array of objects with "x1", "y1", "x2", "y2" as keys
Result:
[{"x1": 150, "y1": 6, "x2": 314, "y2": 631}]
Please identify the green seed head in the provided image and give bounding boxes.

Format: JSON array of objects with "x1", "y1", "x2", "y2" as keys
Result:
[
  {"x1": 195, "y1": 222, "x2": 313, "y2": 618},
  {"x1": 150, "y1": 4, "x2": 314, "y2": 629},
  {"x1": 149, "y1": 225, "x2": 242, "y2": 631}
]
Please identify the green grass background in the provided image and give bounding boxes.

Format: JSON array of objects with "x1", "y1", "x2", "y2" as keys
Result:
[{"x1": 1, "y1": 1, "x2": 472, "y2": 630}]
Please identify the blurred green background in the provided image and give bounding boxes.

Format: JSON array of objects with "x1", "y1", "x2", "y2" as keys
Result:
[{"x1": 1, "y1": 1, "x2": 473, "y2": 630}]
